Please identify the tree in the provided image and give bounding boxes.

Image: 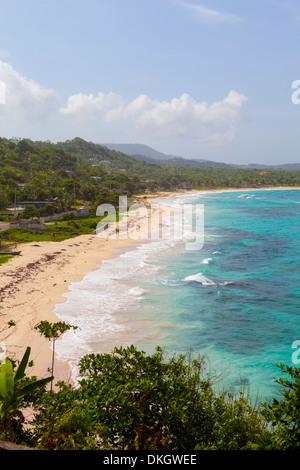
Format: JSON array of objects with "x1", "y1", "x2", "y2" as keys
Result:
[
  {"x1": 31, "y1": 381, "x2": 100, "y2": 450},
  {"x1": 34, "y1": 321, "x2": 77, "y2": 392},
  {"x1": 0, "y1": 186, "x2": 9, "y2": 209},
  {"x1": 32, "y1": 346, "x2": 216, "y2": 450},
  {"x1": 196, "y1": 391, "x2": 271, "y2": 450},
  {"x1": 21, "y1": 204, "x2": 38, "y2": 219},
  {"x1": 76, "y1": 345, "x2": 215, "y2": 450},
  {"x1": 31, "y1": 345, "x2": 273, "y2": 450},
  {"x1": 261, "y1": 364, "x2": 300, "y2": 450}
]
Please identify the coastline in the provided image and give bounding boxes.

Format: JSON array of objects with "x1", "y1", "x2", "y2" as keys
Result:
[
  {"x1": 0, "y1": 190, "x2": 184, "y2": 383},
  {"x1": 0, "y1": 185, "x2": 299, "y2": 384},
  {"x1": 0, "y1": 234, "x2": 135, "y2": 382}
]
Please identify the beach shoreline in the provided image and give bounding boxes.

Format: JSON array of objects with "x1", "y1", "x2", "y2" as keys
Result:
[
  {"x1": 0, "y1": 185, "x2": 299, "y2": 385},
  {"x1": 0, "y1": 189, "x2": 187, "y2": 384}
]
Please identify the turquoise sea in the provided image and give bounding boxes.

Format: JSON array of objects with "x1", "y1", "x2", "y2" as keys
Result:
[{"x1": 55, "y1": 189, "x2": 300, "y2": 403}]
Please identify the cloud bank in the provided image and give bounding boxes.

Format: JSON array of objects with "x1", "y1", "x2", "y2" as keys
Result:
[
  {"x1": 60, "y1": 91, "x2": 124, "y2": 122},
  {"x1": 60, "y1": 90, "x2": 247, "y2": 145},
  {"x1": 0, "y1": 60, "x2": 59, "y2": 124},
  {"x1": 0, "y1": 60, "x2": 247, "y2": 146}
]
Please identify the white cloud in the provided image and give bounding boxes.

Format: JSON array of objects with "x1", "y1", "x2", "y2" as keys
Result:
[
  {"x1": 61, "y1": 89, "x2": 247, "y2": 145},
  {"x1": 60, "y1": 91, "x2": 124, "y2": 122},
  {"x1": 0, "y1": 61, "x2": 247, "y2": 147},
  {"x1": 0, "y1": 60, "x2": 59, "y2": 124},
  {"x1": 105, "y1": 94, "x2": 155, "y2": 122},
  {"x1": 174, "y1": 1, "x2": 242, "y2": 24},
  {"x1": 132, "y1": 91, "x2": 247, "y2": 144}
]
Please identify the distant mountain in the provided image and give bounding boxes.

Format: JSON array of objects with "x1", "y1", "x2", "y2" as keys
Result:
[
  {"x1": 102, "y1": 143, "x2": 235, "y2": 168},
  {"x1": 34, "y1": 138, "x2": 300, "y2": 171},
  {"x1": 271, "y1": 163, "x2": 300, "y2": 170},
  {"x1": 246, "y1": 162, "x2": 300, "y2": 170},
  {"x1": 103, "y1": 143, "x2": 300, "y2": 170},
  {"x1": 102, "y1": 143, "x2": 179, "y2": 161}
]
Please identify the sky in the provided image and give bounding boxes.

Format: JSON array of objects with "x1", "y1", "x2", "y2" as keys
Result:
[{"x1": 0, "y1": 0, "x2": 299, "y2": 165}]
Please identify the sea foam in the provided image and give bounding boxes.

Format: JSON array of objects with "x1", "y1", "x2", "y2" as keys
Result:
[
  {"x1": 54, "y1": 237, "x2": 175, "y2": 380},
  {"x1": 184, "y1": 272, "x2": 216, "y2": 286}
]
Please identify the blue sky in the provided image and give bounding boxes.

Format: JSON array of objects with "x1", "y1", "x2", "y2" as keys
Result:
[{"x1": 0, "y1": 0, "x2": 299, "y2": 164}]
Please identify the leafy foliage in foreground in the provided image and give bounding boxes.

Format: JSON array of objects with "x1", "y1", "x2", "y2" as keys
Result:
[
  {"x1": 76, "y1": 346, "x2": 214, "y2": 450},
  {"x1": 31, "y1": 346, "x2": 271, "y2": 450},
  {"x1": 0, "y1": 347, "x2": 53, "y2": 443},
  {"x1": 261, "y1": 364, "x2": 300, "y2": 450},
  {"x1": 1, "y1": 345, "x2": 300, "y2": 450}
]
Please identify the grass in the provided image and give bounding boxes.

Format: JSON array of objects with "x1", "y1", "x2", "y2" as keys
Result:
[
  {"x1": 0, "y1": 214, "x2": 120, "y2": 244},
  {"x1": 0, "y1": 255, "x2": 14, "y2": 265}
]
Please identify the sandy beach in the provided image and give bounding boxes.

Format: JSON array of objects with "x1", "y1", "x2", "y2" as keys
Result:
[
  {"x1": 0, "y1": 186, "x2": 299, "y2": 385},
  {"x1": 0, "y1": 190, "x2": 188, "y2": 383}
]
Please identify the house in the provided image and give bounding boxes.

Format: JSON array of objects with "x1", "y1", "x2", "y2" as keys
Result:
[
  {"x1": 91, "y1": 176, "x2": 103, "y2": 181},
  {"x1": 0, "y1": 206, "x2": 25, "y2": 217},
  {"x1": 6, "y1": 200, "x2": 55, "y2": 210}
]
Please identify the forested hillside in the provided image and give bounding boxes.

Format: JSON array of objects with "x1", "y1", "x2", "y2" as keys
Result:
[{"x1": 1, "y1": 136, "x2": 300, "y2": 212}]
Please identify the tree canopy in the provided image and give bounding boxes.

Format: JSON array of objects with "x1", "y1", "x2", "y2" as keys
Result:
[{"x1": 1, "y1": 137, "x2": 300, "y2": 214}]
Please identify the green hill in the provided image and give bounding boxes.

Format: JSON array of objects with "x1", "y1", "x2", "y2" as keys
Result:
[{"x1": 1, "y1": 136, "x2": 300, "y2": 215}]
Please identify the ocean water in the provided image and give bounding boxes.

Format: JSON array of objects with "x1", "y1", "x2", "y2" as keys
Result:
[{"x1": 55, "y1": 189, "x2": 300, "y2": 403}]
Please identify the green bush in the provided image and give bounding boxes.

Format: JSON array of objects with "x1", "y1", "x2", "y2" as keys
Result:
[
  {"x1": 261, "y1": 364, "x2": 300, "y2": 450},
  {"x1": 31, "y1": 346, "x2": 272, "y2": 450},
  {"x1": 4, "y1": 344, "x2": 300, "y2": 450}
]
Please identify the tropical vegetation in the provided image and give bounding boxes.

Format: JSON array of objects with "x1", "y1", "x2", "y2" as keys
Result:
[
  {"x1": 1, "y1": 136, "x2": 300, "y2": 216},
  {"x1": 1, "y1": 336, "x2": 300, "y2": 450}
]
